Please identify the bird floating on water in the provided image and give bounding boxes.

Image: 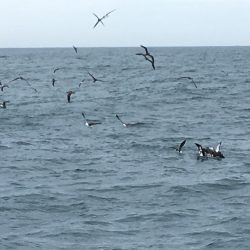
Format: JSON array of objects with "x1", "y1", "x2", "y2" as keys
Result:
[
  {"x1": 52, "y1": 78, "x2": 56, "y2": 87},
  {"x1": 0, "y1": 101, "x2": 7, "y2": 109},
  {"x1": 66, "y1": 91, "x2": 74, "y2": 103},
  {"x1": 195, "y1": 142, "x2": 224, "y2": 158},
  {"x1": 93, "y1": 9, "x2": 116, "y2": 28},
  {"x1": 136, "y1": 45, "x2": 155, "y2": 70}
]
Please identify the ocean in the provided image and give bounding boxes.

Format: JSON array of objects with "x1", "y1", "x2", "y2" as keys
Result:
[{"x1": 0, "y1": 47, "x2": 250, "y2": 249}]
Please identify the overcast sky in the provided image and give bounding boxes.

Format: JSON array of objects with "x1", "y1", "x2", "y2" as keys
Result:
[{"x1": 0, "y1": 0, "x2": 250, "y2": 48}]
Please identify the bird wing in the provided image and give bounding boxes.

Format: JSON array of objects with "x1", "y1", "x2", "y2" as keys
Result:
[
  {"x1": 93, "y1": 20, "x2": 100, "y2": 28},
  {"x1": 89, "y1": 121, "x2": 102, "y2": 126},
  {"x1": 102, "y1": 9, "x2": 116, "y2": 19},
  {"x1": 140, "y1": 45, "x2": 149, "y2": 55},
  {"x1": 191, "y1": 78, "x2": 198, "y2": 88},
  {"x1": 179, "y1": 139, "x2": 186, "y2": 151},
  {"x1": 88, "y1": 72, "x2": 96, "y2": 81},
  {"x1": 8, "y1": 77, "x2": 21, "y2": 83},
  {"x1": 215, "y1": 142, "x2": 222, "y2": 152}
]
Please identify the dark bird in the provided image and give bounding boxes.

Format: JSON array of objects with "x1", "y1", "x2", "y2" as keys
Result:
[
  {"x1": 52, "y1": 78, "x2": 56, "y2": 87},
  {"x1": 0, "y1": 84, "x2": 9, "y2": 91},
  {"x1": 53, "y1": 67, "x2": 63, "y2": 74},
  {"x1": 81, "y1": 112, "x2": 102, "y2": 127},
  {"x1": 195, "y1": 143, "x2": 224, "y2": 158},
  {"x1": 136, "y1": 45, "x2": 155, "y2": 70},
  {"x1": 176, "y1": 139, "x2": 186, "y2": 153},
  {"x1": 66, "y1": 90, "x2": 74, "y2": 103},
  {"x1": 93, "y1": 9, "x2": 116, "y2": 28},
  {"x1": 8, "y1": 76, "x2": 38, "y2": 92},
  {"x1": 177, "y1": 76, "x2": 198, "y2": 88},
  {"x1": 115, "y1": 114, "x2": 129, "y2": 127},
  {"x1": 73, "y1": 46, "x2": 78, "y2": 54},
  {"x1": 88, "y1": 72, "x2": 104, "y2": 82},
  {"x1": 115, "y1": 114, "x2": 143, "y2": 127}
]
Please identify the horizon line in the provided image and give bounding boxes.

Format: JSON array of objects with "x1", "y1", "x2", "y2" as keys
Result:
[{"x1": 0, "y1": 45, "x2": 250, "y2": 49}]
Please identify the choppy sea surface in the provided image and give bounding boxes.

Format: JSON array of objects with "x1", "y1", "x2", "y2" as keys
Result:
[{"x1": 0, "y1": 47, "x2": 250, "y2": 250}]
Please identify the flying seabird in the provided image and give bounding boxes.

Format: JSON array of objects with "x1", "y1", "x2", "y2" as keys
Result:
[
  {"x1": 88, "y1": 72, "x2": 104, "y2": 82},
  {"x1": 115, "y1": 114, "x2": 143, "y2": 127},
  {"x1": 176, "y1": 139, "x2": 186, "y2": 153},
  {"x1": 73, "y1": 46, "x2": 78, "y2": 54},
  {"x1": 78, "y1": 79, "x2": 85, "y2": 87},
  {"x1": 93, "y1": 9, "x2": 116, "y2": 28},
  {"x1": 81, "y1": 112, "x2": 102, "y2": 127},
  {"x1": 195, "y1": 143, "x2": 224, "y2": 158},
  {"x1": 53, "y1": 67, "x2": 63, "y2": 74},
  {"x1": 8, "y1": 76, "x2": 38, "y2": 92},
  {"x1": 66, "y1": 90, "x2": 74, "y2": 103},
  {"x1": 177, "y1": 76, "x2": 198, "y2": 88},
  {"x1": 115, "y1": 114, "x2": 128, "y2": 127},
  {"x1": 136, "y1": 45, "x2": 155, "y2": 70}
]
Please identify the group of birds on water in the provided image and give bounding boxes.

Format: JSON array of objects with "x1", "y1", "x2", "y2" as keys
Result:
[{"x1": 0, "y1": 9, "x2": 225, "y2": 159}]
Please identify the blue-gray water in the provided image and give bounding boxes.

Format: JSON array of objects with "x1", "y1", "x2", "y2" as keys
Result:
[{"x1": 0, "y1": 47, "x2": 250, "y2": 250}]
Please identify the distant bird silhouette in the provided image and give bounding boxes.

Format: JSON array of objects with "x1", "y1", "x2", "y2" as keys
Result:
[
  {"x1": 73, "y1": 46, "x2": 78, "y2": 54},
  {"x1": 52, "y1": 78, "x2": 56, "y2": 87},
  {"x1": 0, "y1": 84, "x2": 9, "y2": 91},
  {"x1": 81, "y1": 112, "x2": 102, "y2": 127},
  {"x1": 8, "y1": 76, "x2": 38, "y2": 92},
  {"x1": 88, "y1": 72, "x2": 104, "y2": 82},
  {"x1": 78, "y1": 79, "x2": 85, "y2": 87},
  {"x1": 53, "y1": 67, "x2": 63, "y2": 74},
  {"x1": 176, "y1": 139, "x2": 186, "y2": 153},
  {"x1": 115, "y1": 114, "x2": 143, "y2": 127},
  {"x1": 177, "y1": 76, "x2": 198, "y2": 88},
  {"x1": 93, "y1": 9, "x2": 116, "y2": 28},
  {"x1": 136, "y1": 45, "x2": 155, "y2": 70},
  {"x1": 66, "y1": 91, "x2": 74, "y2": 103}
]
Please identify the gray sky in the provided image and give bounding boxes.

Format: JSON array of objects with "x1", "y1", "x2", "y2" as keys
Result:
[{"x1": 1, "y1": 0, "x2": 250, "y2": 48}]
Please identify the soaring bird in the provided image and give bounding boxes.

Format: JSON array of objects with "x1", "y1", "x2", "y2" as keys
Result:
[
  {"x1": 115, "y1": 114, "x2": 144, "y2": 127},
  {"x1": 8, "y1": 76, "x2": 38, "y2": 92},
  {"x1": 93, "y1": 9, "x2": 116, "y2": 28},
  {"x1": 177, "y1": 76, "x2": 198, "y2": 88},
  {"x1": 136, "y1": 45, "x2": 155, "y2": 70},
  {"x1": 88, "y1": 72, "x2": 104, "y2": 83},
  {"x1": 81, "y1": 112, "x2": 102, "y2": 127},
  {"x1": 78, "y1": 79, "x2": 85, "y2": 87}
]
